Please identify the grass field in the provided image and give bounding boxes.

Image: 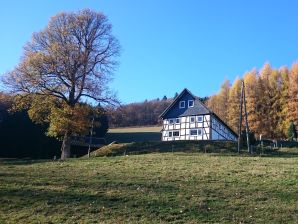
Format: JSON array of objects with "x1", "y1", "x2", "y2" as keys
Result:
[{"x1": 1, "y1": 148, "x2": 298, "y2": 223}]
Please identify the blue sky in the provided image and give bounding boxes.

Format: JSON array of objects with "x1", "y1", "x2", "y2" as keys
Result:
[{"x1": 1, "y1": 0, "x2": 298, "y2": 103}]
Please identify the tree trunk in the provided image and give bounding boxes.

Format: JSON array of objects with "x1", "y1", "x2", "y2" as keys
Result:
[{"x1": 61, "y1": 131, "x2": 71, "y2": 160}]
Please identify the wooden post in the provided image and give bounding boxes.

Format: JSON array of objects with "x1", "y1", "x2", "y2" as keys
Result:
[
  {"x1": 237, "y1": 81, "x2": 244, "y2": 153},
  {"x1": 88, "y1": 116, "x2": 95, "y2": 158},
  {"x1": 242, "y1": 81, "x2": 251, "y2": 153}
]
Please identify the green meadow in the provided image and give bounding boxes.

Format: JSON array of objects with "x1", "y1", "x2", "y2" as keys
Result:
[{"x1": 1, "y1": 147, "x2": 298, "y2": 223}]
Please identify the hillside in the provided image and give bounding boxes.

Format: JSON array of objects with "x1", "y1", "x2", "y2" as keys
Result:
[{"x1": 1, "y1": 149, "x2": 298, "y2": 223}]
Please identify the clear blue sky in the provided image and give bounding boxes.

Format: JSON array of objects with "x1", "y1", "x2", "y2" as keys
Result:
[{"x1": 1, "y1": 0, "x2": 298, "y2": 103}]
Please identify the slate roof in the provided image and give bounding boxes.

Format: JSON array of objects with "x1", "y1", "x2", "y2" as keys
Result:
[{"x1": 159, "y1": 88, "x2": 211, "y2": 118}]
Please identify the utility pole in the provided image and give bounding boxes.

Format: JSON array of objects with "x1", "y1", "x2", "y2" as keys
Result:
[
  {"x1": 243, "y1": 82, "x2": 251, "y2": 153},
  {"x1": 237, "y1": 81, "x2": 244, "y2": 153},
  {"x1": 88, "y1": 116, "x2": 95, "y2": 158},
  {"x1": 237, "y1": 81, "x2": 251, "y2": 154}
]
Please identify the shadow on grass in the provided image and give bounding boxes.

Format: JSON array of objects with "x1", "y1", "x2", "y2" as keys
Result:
[
  {"x1": 0, "y1": 158, "x2": 52, "y2": 166},
  {"x1": 0, "y1": 180, "x2": 209, "y2": 223}
]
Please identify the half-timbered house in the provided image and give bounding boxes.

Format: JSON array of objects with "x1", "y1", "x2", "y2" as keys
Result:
[{"x1": 160, "y1": 88, "x2": 237, "y2": 141}]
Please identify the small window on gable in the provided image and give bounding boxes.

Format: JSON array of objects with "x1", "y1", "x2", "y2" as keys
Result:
[
  {"x1": 179, "y1": 101, "x2": 185, "y2": 108},
  {"x1": 190, "y1": 116, "x2": 195, "y2": 123},
  {"x1": 188, "y1": 100, "x2": 194, "y2": 107},
  {"x1": 169, "y1": 119, "x2": 174, "y2": 124},
  {"x1": 197, "y1": 116, "x2": 203, "y2": 122},
  {"x1": 176, "y1": 118, "x2": 180, "y2": 124}
]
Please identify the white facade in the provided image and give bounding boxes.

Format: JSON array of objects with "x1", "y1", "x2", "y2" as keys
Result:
[{"x1": 162, "y1": 114, "x2": 237, "y2": 141}]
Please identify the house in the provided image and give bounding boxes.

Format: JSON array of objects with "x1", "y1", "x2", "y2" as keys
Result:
[{"x1": 159, "y1": 88, "x2": 238, "y2": 141}]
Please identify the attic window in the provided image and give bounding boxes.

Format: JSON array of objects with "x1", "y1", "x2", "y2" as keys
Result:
[
  {"x1": 179, "y1": 101, "x2": 185, "y2": 108},
  {"x1": 188, "y1": 100, "x2": 194, "y2": 107}
]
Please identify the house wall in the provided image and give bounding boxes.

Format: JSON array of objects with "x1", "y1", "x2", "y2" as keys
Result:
[
  {"x1": 161, "y1": 114, "x2": 237, "y2": 141},
  {"x1": 210, "y1": 116, "x2": 237, "y2": 141},
  {"x1": 162, "y1": 115, "x2": 211, "y2": 141}
]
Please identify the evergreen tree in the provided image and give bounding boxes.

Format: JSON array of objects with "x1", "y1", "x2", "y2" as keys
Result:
[{"x1": 287, "y1": 122, "x2": 297, "y2": 140}]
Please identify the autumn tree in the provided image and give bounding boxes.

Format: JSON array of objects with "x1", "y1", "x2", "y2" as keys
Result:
[
  {"x1": 288, "y1": 62, "x2": 298, "y2": 129},
  {"x1": 277, "y1": 67, "x2": 290, "y2": 137},
  {"x1": 227, "y1": 78, "x2": 242, "y2": 132},
  {"x1": 207, "y1": 80, "x2": 230, "y2": 123},
  {"x1": 3, "y1": 9, "x2": 120, "y2": 159}
]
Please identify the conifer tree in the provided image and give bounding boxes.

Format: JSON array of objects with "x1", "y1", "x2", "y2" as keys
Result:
[
  {"x1": 216, "y1": 80, "x2": 230, "y2": 123},
  {"x1": 278, "y1": 67, "x2": 290, "y2": 137},
  {"x1": 243, "y1": 69, "x2": 261, "y2": 137},
  {"x1": 227, "y1": 78, "x2": 242, "y2": 132},
  {"x1": 288, "y1": 62, "x2": 298, "y2": 128}
]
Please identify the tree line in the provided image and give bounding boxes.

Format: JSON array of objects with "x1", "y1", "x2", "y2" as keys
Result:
[
  {"x1": 0, "y1": 92, "x2": 109, "y2": 158},
  {"x1": 107, "y1": 97, "x2": 173, "y2": 127},
  {"x1": 107, "y1": 95, "x2": 209, "y2": 127},
  {"x1": 206, "y1": 62, "x2": 298, "y2": 140}
]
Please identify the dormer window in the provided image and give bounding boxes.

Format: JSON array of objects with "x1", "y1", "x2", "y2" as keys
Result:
[
  {"x1": 188, "y1": 100, "x2": 194, "y2": 107},
  {"x1": 179, "y1": 101, "x2": 185, "y2": 108}
]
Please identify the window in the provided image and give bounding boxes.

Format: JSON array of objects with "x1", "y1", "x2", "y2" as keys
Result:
[
  {"x1": 173, "y1": 131, "x2": 180, "y2": 137},
  {"x1": 179, "y1": 101, "x2": 185, "y2": 108},
  {"x1": 197, "y1": 116, "x2": 203, "y2": 122},
  {"x1": 169, "y1": 119, "x2": 174, "y2": 124},
  {"x1": 198, "y1": 128, "x2": 202, "y2": 135},
  {"x1": 190, "y1": 129, "x2": 198, "y2": 136},
  {"x1": 190, "y1": 128, "x2": 202, "y2": 136},
  {"x1": 188, "y1": 100, "x2": 194, "y2": 107},
  {"x1": 176, "y1": 118, "x2": 180, "y2": 124},
  {"x1": 168, "y1": 131, "x2": 173, "y2": 137},
  {"x1": 190, "y1": 116, "x2": 195, "y2": 123}
]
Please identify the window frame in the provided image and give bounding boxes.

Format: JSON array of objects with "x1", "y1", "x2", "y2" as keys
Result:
[
  {"x1": 169, "y1": 119, "x2": 174, "y2": 124},
  {"x1": 175, "y1": 118, "x2": 180, "y2": 124},
  {"x1": 197, "y1": 128, "x2": 202, "y2": 136},
  {"x1": 188, "y1": 100, "x2": 194, "y2": 107},
  {"x1": 190, "y1": 129, "x2": 198, "y2": 136},
  {"x1": 190, "y1": 116, "x2": 195, "y2": 123},
  {"x1": 179, "y1": 101, "x2": 186, "y2": 108},
  {"x1": 173, "y1": 131, "x2": 180, "y2": 137},
  {"x1": 190, "y1": 128, "x2": 203, "y2": 136},
  {"x1": 168, "y1": 131, "x2": 173, "y2": 137},
  {"x1": 197, "y1": 116, "x2": 203, "y2": 122}
]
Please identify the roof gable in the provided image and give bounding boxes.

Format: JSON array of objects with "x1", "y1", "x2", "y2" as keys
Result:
[{"x1": 159, "y1": 88, "x2": 211, "y2": 119}]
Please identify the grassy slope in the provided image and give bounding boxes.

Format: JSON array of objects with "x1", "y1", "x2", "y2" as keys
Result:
[
  {"x1": 1, "y1": 149, "x2": 298, "y2": 223},
  {"x1": 90, "y1": 141, "x2": 238, "y2": 157}
]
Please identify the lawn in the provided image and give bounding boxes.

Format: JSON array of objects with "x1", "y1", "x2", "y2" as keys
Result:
[{"x1": 0, "y1": 149, "x2": 298, "y2": 223}]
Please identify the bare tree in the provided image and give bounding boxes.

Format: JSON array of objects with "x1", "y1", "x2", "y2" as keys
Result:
[{"x1": 3, "y1": 9, "x2": 120, "y2": 159}]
